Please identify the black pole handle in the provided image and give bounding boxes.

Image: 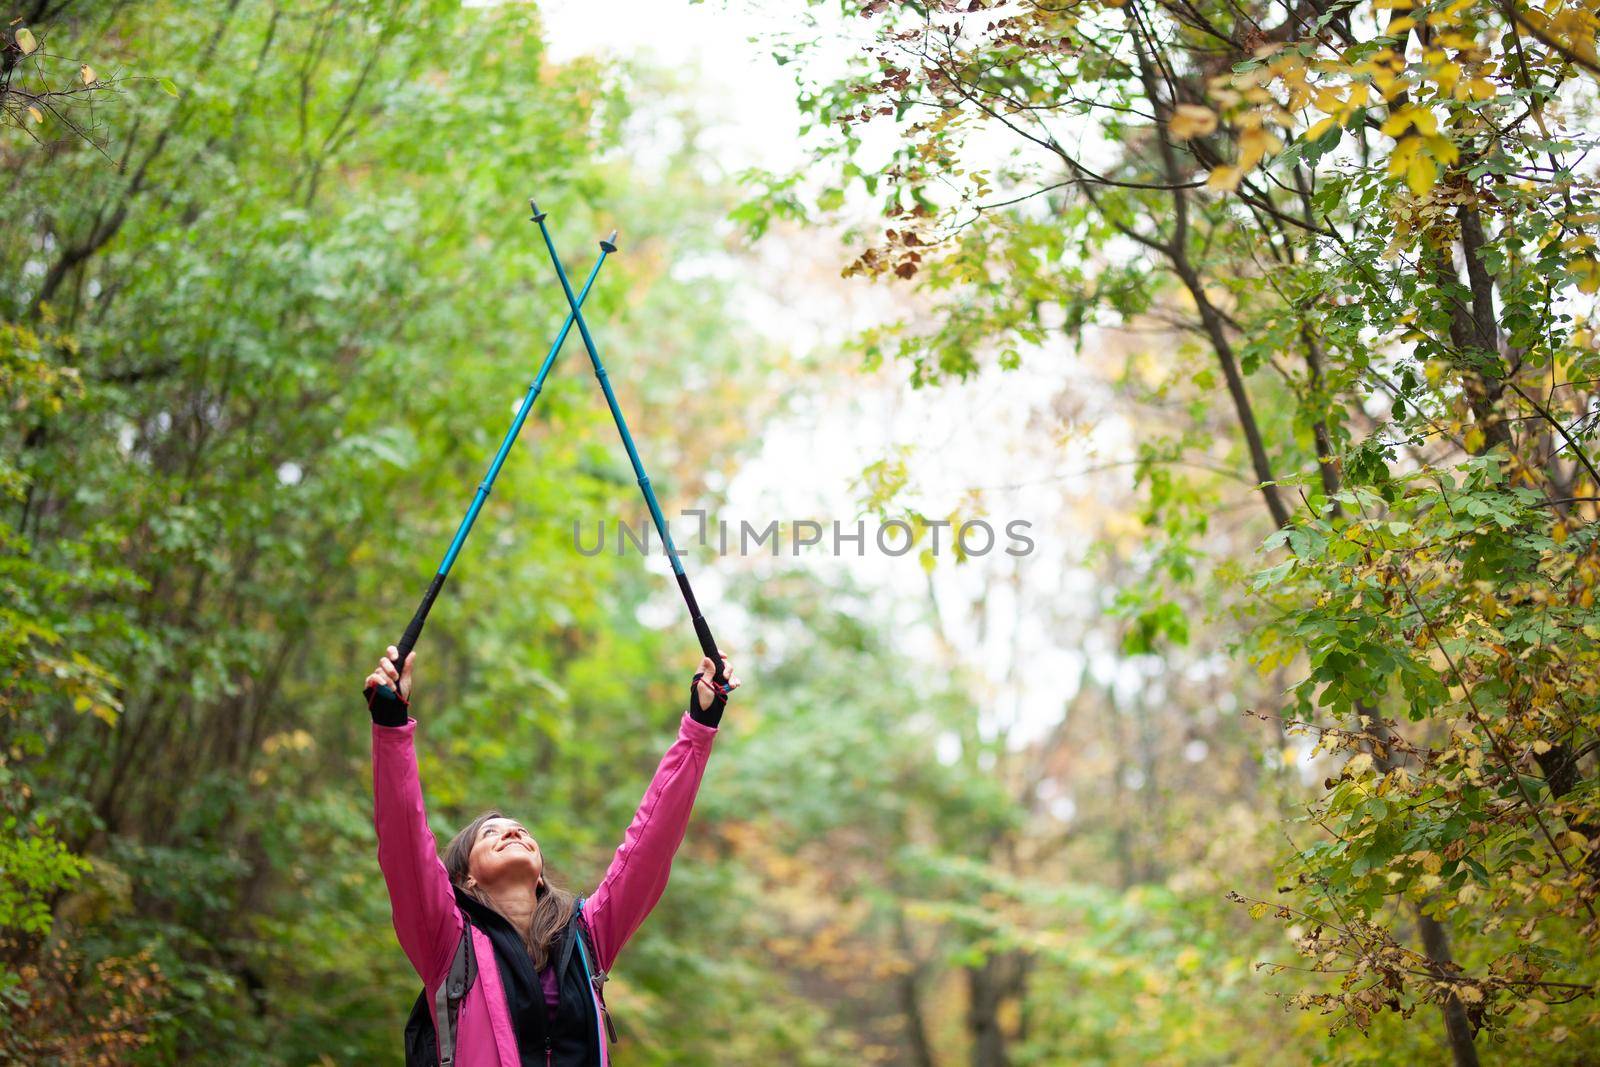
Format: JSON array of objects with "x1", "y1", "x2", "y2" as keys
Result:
[
  {"x1": 692, "y1": 614, "x2": 730, "y2": 693},
  {"x1": 363, "y1": 573, "x2": 445, "y2": 706}
]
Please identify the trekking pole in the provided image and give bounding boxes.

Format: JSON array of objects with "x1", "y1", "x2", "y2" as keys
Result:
[
  {"x1": 364, "y1": 230, "x2": 615, "y2": 705},
  {"x1": 529, "y1": 200, "x2": 731, "y2": 693}
]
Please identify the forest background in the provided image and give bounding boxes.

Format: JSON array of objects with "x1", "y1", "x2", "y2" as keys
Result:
[{"x1": 3, "y1": 0, "x2": 1599, "y2": 1064}]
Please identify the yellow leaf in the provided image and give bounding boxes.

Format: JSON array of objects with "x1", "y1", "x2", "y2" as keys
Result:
[
  {"x1": 1425, "y1": 134, "x2": 1460, "y2": 166},
  {"x1": 1388, "y1": 136, "x2": 1417, "y2": 177},
  {"x1": 1304, "y1": 116, "x2": 1338, "y2": 142},
  {"x1": 1168, "y1": 104, "x2": 1218, "y2": 140},
  {"x1": 1238, "y1": 125, "x2": 1282, "y2": 168},
  {"x1": 1532, "y1": 739, "x2": 1552, "y2": 755},
  {"x1": 27, "y1": 105, "x2": 42, "y2": 124},
  {"x1": 1433, "y1": 60, "x2": 1462, "y2": 96},
  {"x1": 15, "y1": 27, "x2": 37, "y2": 55},
  {"x1": 1463, "y1": 426, "x2": 1485, "y2": 452},
  {"x1": 1422, "y1": 852, "x2": 1443, "y2": 874},
  {"x1": 1572, "y1": 256, "x2": 1600, "y2": 295},
  {"x1": 80, "y1": 63, "x2": 96, "y2": 85},
  {"x1": 1458, "y1": 984, "x2": 1484, "y2": 1004},
  {"x1": 1539, "y1": 883, "x2": 1561, "y2": 906},
  {"x1": 1207, "y1": 164, "x2": 1243, "y2": 191},
  {"x1": 1407, "y1": 151, "x2": 1437, "y2": 196}
]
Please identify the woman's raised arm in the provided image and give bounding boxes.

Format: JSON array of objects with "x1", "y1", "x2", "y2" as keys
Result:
[
  {"x1": 583, "y1": 655, "x2": 738, "y2": 973},
  {"x1": 367, "y1": 648, "x2": 464, "y2": 988}
]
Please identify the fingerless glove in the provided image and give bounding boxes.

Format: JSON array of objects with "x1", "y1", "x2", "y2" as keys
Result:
[
  {"x1": 368, "y1": 684, "x2": 410, "y2": 728},
  {"x1": 688, "y1": 672, "x2": 728, "y2": 728}
]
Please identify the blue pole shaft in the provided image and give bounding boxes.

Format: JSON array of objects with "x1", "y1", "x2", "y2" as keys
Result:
[
  {"x1": 530, "y1": 203, "x2": 727, "y2": 687},
  {"x1": 369, "y1": 238, "x2": 610, "y2": 705},
  {"x1": 437, "y1": 249, "x2": 609, "y2": 575},
  {"x1": 532, "y1": 216, "x2": 684, "y2": 573}
]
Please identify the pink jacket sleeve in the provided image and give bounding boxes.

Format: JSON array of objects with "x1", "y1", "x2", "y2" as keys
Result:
[
  {"x1": 585, "y1": 711, "x2": 718, "y2": 973},
  {"x1": 372, "y1": 719, "x2": 465, "y2": 989}
]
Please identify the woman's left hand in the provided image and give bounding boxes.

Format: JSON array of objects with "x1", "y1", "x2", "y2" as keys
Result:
[{"x1": 694, "y1": 654, "x2": 741, "y2": 711}]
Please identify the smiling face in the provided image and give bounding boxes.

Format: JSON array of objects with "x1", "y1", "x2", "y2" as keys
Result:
[{"x1": 465, "y1": 816, "x2": 544, "y2": 892}]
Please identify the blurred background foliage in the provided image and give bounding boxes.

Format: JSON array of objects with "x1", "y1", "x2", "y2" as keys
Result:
[{"x1": 2, "y1": 0, "x2": 1599, "y2": 1064}]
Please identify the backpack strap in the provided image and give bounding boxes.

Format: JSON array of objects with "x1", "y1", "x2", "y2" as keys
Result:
[
  {"x1": 574, "y1": 898, "x2": 617, "y2": 1045},
  {"x1": 555, "y1": 905, "x2": 582, "y2": 982},
  {"x1": 435, "y1": 916, "x2": 477, "y2": 1067}
]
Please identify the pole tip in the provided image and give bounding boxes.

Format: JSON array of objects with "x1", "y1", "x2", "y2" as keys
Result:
[
  {"x1": 600, "y1": 230, "x2": 619, "y2": 253},
  {"x1": 528, "y1": 198, "x2": 547, "y2": 223}
]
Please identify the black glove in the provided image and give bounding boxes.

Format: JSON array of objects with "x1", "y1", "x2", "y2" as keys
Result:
[
  {"x1": 688, "y1": 672, "x2": 728, "y2": 728},
  {"x1": 367, "y1": 683, "x2": 410, "y2": 728}
]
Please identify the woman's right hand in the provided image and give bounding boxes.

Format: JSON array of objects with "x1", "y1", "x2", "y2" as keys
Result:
[{"x1": 365, "y1": 645, "x2": 415, "y2": 702}]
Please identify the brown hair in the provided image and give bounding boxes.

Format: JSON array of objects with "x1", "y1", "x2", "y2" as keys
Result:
[{"x1": 443, "y1": 810, "x2": 577, "y2": 971}]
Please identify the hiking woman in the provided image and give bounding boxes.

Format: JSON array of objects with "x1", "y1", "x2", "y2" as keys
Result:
[{"x1": 364, "y1": 643, "x2": 740, "y2": 1067}]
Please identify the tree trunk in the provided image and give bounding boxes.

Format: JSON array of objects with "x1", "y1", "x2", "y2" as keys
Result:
[
  {"x1": 893, "y1": 908, "x2": 938, "y2": 1067},
  {"x1": 965, "y1": 956, "x2": 1010, "y2": 1067},
  {"x1": 1171, "y1": 262, "x2": 1294, "y2": 530},
  {"x1": 1367, "y1": 717, "x2": 1480, "y2": 1067},
  {"x1": 1416, "y1": 909, "x2": 1482, "y2": 1067},
  {"x1": 1431, "y1": 210, "x2": 1510, "y2": 452}
]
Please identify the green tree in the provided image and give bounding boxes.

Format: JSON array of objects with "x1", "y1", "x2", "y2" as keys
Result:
[
  {"x1": 2, "y1": 2, "x2": 775, "y2": 1060},
  {"x1": 749, "y1": 0, "x2": 1600, "y2": 1060}
]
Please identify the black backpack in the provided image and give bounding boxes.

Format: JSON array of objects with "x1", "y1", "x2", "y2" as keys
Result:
[
  {"x1": 404, "y1": 913, "x2": 478, "y2": 1067},
  {"x1": 403, "y1": 899, "x2": 615, "y2": 1066}
]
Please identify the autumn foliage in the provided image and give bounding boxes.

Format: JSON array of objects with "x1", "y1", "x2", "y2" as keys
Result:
[{"x1": 751, "y1": 0, "x2": 1600, "y2": 1060}]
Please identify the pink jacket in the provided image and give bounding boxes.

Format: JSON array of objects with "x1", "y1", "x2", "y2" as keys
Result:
[{"x1": 372, "y1": 711, "x2": 720, "y2": 1066}]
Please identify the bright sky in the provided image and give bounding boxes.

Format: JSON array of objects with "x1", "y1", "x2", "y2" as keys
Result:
[
  {"x1": 541, "y1": 0, "x2": 836, "y2": 172},
  {"x1": 536, "y1": 0, "x2": 1134, "y2": 755}
]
